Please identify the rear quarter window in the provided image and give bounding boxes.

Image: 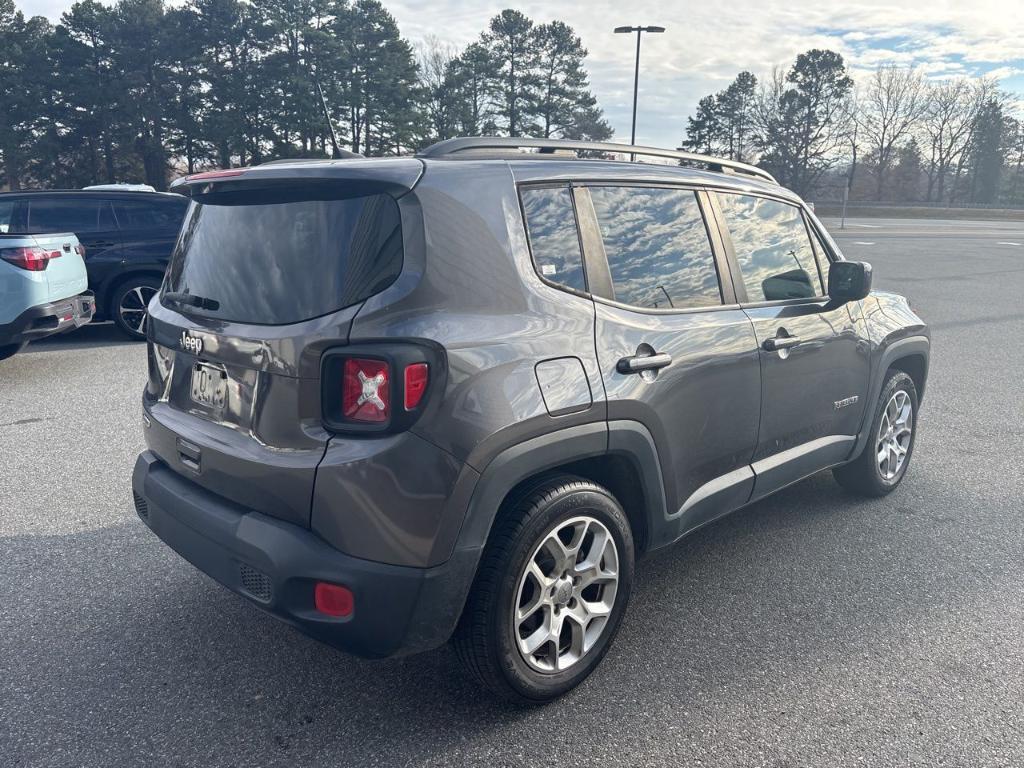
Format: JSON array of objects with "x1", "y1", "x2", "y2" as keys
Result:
[
  {"x1": 520, "y1": 185, "x2": 587, "y2": 293},
  {"x1": 164, "y1": 192, "x2": 403, "y2": 326},
  {"x1": 114, "y1": 198, "x2": 188, "y2": 230}
]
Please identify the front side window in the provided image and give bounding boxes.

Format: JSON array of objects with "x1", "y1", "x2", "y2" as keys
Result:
[
  {"x1": 589, "y1": 186, "x2": 721, "y2": 310},
  {"x1": 807, "y1": 224, "x2": 833, "y2": 290},
  {"x1": 717, "y1": 194, "x2": 823, "y2": 302},
  {"x1": 520, "y1": 186, "x2": 586, "y2": 293}
]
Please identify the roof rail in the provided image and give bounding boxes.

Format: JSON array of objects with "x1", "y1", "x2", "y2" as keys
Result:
[{"x1": 417, "y1": 137, "x2": 777, "y2": 185}]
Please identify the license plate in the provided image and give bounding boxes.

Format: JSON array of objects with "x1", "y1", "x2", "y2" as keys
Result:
[{"x1": 190, "y1": 363, "x2": 227, "y2": 410}]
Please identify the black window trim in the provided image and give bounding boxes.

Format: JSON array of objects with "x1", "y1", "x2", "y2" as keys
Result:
[
  {"x1": 707, "y1": 188, "x2": 831, "y2": 308},
  {"x1": 571, "y1": 180, "x2": 738, "y2": 316},
  {"x1": 516, "y1": 181, "x2": 593, "y2": 301}
]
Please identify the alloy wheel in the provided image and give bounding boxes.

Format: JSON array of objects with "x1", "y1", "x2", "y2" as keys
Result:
[
  {"x1": 118, "y1": 284, "x2": 158, "y2": 336},
  {"x1": 876, "y1": 390, "x2": 913, "y2": 480},
  {"x1": 513, "y1": 515, "x2": 619, "y2": 673}
]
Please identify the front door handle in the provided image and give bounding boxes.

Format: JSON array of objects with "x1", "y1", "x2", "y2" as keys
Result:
[
  {"x1": 762, "y1": 336, "x2": 802, "y2": 352},
  {"x1": 617, "y1": 352, "x2": 673, "y2": 374}
]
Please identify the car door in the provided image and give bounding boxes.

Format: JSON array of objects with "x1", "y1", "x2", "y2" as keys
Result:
[
  {"x1": 112, "y1": 196, "x2": 188, "y2": 271},
  {"x1": 708, "y1": 191, "x2": 871, "y2": 501},
  {"x1": 578, "y1": 183, "x2": 762, "y2": 548}
]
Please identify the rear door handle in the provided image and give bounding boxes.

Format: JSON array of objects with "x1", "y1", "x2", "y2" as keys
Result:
[
  {"x1": 617, "y1": 352, "x2": 673, "y2": 374},
  {"x1": 762, "y1": 336, "x2": 802, "y2": 352}
]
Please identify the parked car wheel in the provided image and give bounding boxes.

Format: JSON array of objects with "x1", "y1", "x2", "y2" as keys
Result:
[
  {"x1": 111, "y1": 276, "x2": 162, "y2": 340},
  {"x1": 0, "y1": 342, "x2": 27, "y2": 361},
  {"x1": 833, "y1": 369, "x2": 919, "y2": 496},
  {"x1": 454, "y1": 475, "x2": 634, "y2": 704}
]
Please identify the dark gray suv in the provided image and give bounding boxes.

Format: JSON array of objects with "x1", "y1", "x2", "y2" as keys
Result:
[{"x1": 132, "y1": 138, "x2": 930, "y2": 703}]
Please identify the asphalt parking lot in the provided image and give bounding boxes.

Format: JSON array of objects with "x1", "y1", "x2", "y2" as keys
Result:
[{"x1": 2, "y1": 217, "x2": 1023, "y2": 767}]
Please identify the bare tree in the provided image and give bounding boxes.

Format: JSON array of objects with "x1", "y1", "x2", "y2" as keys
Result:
[
  {"x1": 860, "y1": 65, "x2": 928, "y2": 199},
  {"x1": 417, "y1": 35, "x2": 460, "y2": 142},
  {"x1": 921, "y1": 79, "x2": 976, "y2": 202}
]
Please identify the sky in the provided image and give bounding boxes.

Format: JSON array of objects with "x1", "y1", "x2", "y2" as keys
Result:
[{"x1": 18, "y1": 0, "x2": 1024, "y2": 148}]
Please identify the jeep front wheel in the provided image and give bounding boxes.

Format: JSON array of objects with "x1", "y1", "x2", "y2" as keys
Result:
[{"x1": 454, "y1": 476, "x2": 634, "y2": 704}]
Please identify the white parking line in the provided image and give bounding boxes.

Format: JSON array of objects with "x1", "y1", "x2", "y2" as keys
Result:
[
  {"x1": 845, "y1": 223, "x2": 881, "y2": 228},
  {"x1": 996, "y1": 241, "x2": 1021, "y2": 246},
  {"x1": 853, "y1": 241, "x2": 876, "y2": 246}
]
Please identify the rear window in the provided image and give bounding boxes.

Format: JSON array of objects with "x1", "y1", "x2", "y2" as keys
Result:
[
  {"x1": 164, "y1": 192, "x2": 403, "y2": 325},
  {"x1": 114, "y1": 198, "x2": 188, "y2": 230}
]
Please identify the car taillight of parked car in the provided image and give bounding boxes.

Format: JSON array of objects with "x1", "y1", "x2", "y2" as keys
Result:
[{"x1": 0, "y1": 246, "x2": 60, "y2": 272}]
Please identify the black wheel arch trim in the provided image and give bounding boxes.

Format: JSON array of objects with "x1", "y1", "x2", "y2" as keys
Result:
[
  {"x1": 848, "y1": 334, "x2": 930, "y2": 462},
  {"x1": 430, "y1": 419, "x2": 669, "y2": 649}
]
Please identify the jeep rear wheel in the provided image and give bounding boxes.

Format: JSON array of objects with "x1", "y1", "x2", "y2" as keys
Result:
[{"x1": 454, "y1": 476, "x2": 634, "y2": 704}]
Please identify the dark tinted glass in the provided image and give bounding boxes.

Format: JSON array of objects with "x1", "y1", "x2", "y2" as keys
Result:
[
  {"x1": 718, "y1": 194, "x2": 823, "y2": 302},
  {"x1": 164, "y1": 193, "x2": 403, "y2": 325},
  {"x1": 589, "y1": 186, "x2": 720, "y2": 310},
  {"x1": 115, "y1": 198, "x2": 188, "y2": 230},
  {"x1": 521, "y1": 186, "x2": 586, "y2": 292},
  {"x1": 26, "y1": 198, "x2": 112, "y2": 233},
  {"x1": 0, "y1": 200, "x2": 13, "y2": 233}
]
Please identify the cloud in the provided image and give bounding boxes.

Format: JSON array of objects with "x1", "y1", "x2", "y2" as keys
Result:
[{"x1": 16, "y1": 0, "x2": 1024, "y2": 148}]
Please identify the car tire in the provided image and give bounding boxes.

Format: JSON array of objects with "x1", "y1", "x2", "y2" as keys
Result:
[
  {"x1": 833, "y1": 369, "x2": 919, "y2": 497},
  {"x1": 111, "y1": 276, "x2": 162, "y2": 340},
  {"x1": 453, "y1": 475, "x2": 634, "y2": 705},
  {"x1": 0, "y1": 342, "x2": 27, "y2": 361}
]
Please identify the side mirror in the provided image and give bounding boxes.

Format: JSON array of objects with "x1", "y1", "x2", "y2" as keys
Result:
[{"x1": 828, "y1": 261, "x2": 873, "y2": 302}]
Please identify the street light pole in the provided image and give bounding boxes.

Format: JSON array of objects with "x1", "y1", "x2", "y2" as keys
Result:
[{"x1": 615, "y1": 25, "x2": 665, "y2": 158}]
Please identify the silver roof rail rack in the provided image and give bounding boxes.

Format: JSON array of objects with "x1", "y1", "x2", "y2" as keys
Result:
[{"x1": 417, "y1": 137, "x2": 777, "y2": 185}]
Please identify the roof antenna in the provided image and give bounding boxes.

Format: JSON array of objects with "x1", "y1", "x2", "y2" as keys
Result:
[{"x1": 314, "y1": 77, "x2": 341, "y2": 158}]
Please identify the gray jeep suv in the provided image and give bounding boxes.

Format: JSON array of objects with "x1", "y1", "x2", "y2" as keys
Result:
[{"x1": 132, "y1": 138, "x2": 929, "y2": 703}]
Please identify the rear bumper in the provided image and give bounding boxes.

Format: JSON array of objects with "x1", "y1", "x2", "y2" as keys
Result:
[
  {"x1": 131, "y1": 451, "x2": 479, "y2": 658},
  {"x1": 0, "y1": 291, "x2": 95, "y2": 346}
]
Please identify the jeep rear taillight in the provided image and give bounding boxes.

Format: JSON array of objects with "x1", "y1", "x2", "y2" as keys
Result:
[
  {"x1": 323, "y1": 346, "x2": 436, "y2": 433},
  {"x1": 404, "y1": 363, "x2": 429, "y2": 410},
  {"x1": 0, "y1": 246, "x2": 59, "y2": 272},
  {"x1": 342, "y1": 358, "x2": 390, "y2": 423}
]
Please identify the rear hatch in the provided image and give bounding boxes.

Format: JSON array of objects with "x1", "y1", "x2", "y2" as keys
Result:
[{"x1": 143, "y1": 160, "x2": 421, "y2": 527}]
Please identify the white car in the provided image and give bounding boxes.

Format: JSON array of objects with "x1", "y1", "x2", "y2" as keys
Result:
[{"x1": 0, "y1": 231, "x2": 95, "y2": 360}]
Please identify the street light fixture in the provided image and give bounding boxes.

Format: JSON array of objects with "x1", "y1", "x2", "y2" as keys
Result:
[{"x1": 614, "y1": 25, "x2": 665, "y2": 154}]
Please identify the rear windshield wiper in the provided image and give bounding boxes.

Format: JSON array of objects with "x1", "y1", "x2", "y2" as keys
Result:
[{"x1": 163, "y1": 291, "x2": 220, "y2": 311}]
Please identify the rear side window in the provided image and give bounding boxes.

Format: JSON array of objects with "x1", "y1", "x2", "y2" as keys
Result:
[
  {"x1": 114, "y1": 198, "x2": 188, "y2": 230},
  {"x1": 717, "y1": 194, "x2": 823, "y2": 302},
  {"x1": 164, "y1": 192, "x2": 402, "y2": 325},
  {"x1": 589, "y1": 186, "x2": 721, "y2": 310},
  {"x1": 25, "y1": 198, "x2": 114, "y2": 234},
  {"x1": 520, "y1": 186, "x2": 586, "y2": 293}
]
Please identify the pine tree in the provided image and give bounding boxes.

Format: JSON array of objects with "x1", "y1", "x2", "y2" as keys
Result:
[{"x1": 534, "y1": 21, "x2": 610, "y2": 140}]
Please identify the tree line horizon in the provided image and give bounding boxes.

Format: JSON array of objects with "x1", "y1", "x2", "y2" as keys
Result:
[{"x1": 1, "y1": 0, "x2": 1022, "y2": 207}]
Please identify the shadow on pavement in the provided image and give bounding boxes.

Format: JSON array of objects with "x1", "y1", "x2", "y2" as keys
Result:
[{"x1": 25, "y1": 321, "x2": 140, "y2": 353}]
